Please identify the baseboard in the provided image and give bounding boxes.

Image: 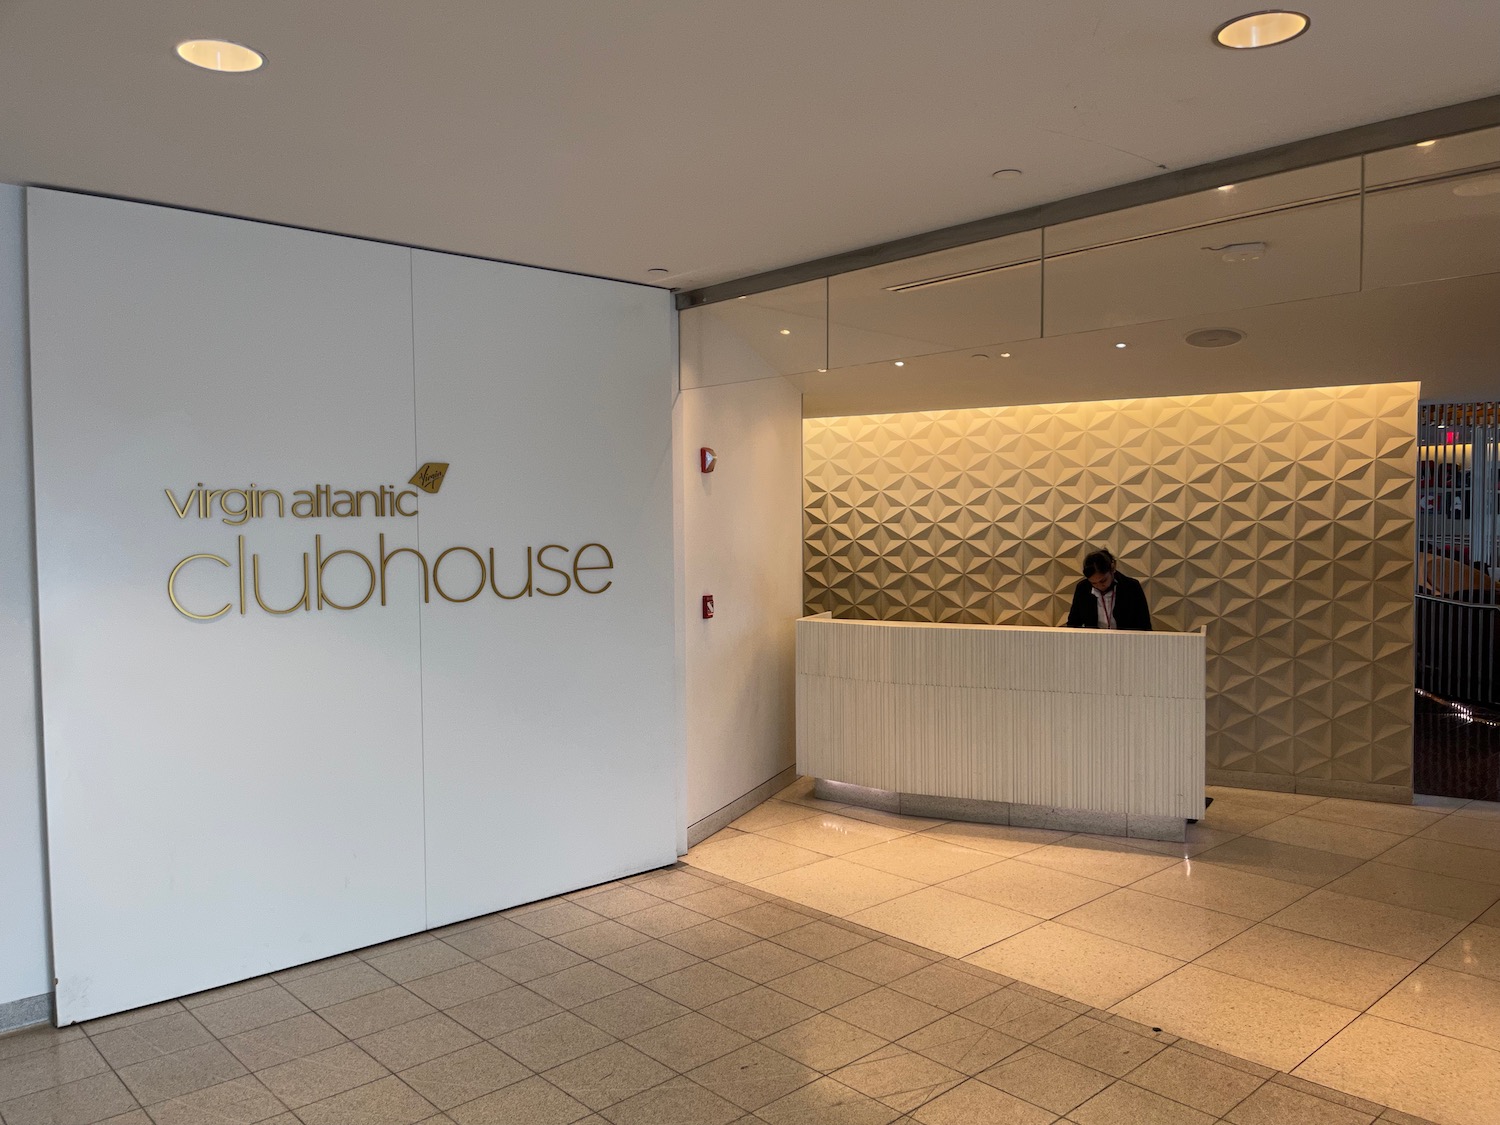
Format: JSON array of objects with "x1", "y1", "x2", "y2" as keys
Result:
[
  {"x1": 0, "y1": 993, "x2": 52, "y2": 1034},
  {"x1": 684, "y1": 765, "x2": 798, "y2": 850},
  {"x1": 1207, "y1": 768, "x2": 1413, "y2": 805}
]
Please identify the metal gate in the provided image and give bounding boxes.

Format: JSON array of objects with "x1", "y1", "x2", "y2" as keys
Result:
[{"x1": 1416, "y1": 402, "x2": 1500, "y2": 706}]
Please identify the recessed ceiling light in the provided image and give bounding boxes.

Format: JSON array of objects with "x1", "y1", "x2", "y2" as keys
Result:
[
  {"x1": 817, "y1": 368, "x2": 828, "y2": 373},
  {"x1": 1114, "y1": 343, "x2": 1128, "y2": 349},
  {"x1": 1185, "y1": 327, "x2": 1247, "y2": 348},
  {"x1": 176, "y1": 39, "x2": 264, "y2": 73},
  {"x1": 1416, "y1": 140, "x2": 1438, "y2": 148},
  {"x1": 971, "y1": 353, "x2": 991, "y2": 360},
  {"x1": 779, "y1": 328, "x2": 791, "y2": 335},
  {"x1": 1217, "y1": 185, "x2": 1235, "y2": 192},
  {"x1": 1213, "y1": 11, "x2": 1310, "y2": 49},
  {"x1": 991, "y1": 169, "x2": 1023, "y2": 180},
  {"x1": 646, "y1": 267, "x2": 670, "y2": 276},
  {"x1": 1000, "y1": 352, "x2": 1012, "y2": 358},
  {"x1": 894, "y1": 361, "x2": 905, "y2": 367}
]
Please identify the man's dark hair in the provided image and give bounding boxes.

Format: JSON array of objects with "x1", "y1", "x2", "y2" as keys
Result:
[{"x1": 1081, "y1": 547, "x2": 1116, "y2": 577}]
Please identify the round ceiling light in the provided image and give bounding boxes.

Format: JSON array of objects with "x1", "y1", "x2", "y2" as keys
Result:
[
  {"x1": 1185, "y1": 327, "x2": 1246, "y2": 348},
  {"x1": 646, "y1": 267, "x2": 670, "y2": 276},
  {"x1": 1214, "y1": 11, "x2": 1310, "y2": 49},
  {"x1": 991, "y1": 169, "x2": 1023, "y2": 180},
  {"x1": 176, "y1": 39, "x2": 264, "y2": 73}
]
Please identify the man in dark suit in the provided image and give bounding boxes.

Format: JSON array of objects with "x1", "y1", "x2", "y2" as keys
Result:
[{"x1": 1066, "y1": 547, "x2": 1151, "y2": 631}]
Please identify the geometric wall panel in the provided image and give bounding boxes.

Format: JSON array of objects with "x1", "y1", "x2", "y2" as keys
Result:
[{"x1": 805, "y1": 383, "x2": 1418, "y2": 790}]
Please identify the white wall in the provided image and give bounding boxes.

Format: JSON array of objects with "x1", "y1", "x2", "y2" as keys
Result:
[
  {"x1": 0, "y1": 185, "x2": 51, "y2": 1016},
  {"x1": 27, "y1": 190, "x2": 678, "y2": 1023},
  {"x1": 679, "y1": 311, "x2": 805, "y2": 827}
]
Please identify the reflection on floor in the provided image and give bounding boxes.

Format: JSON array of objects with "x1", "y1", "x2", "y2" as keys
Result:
[
  {"x1": 686, "y1": 778, "x2": 1500, "y2": 1125},
  {"x1": 0, "y1": 785, "x2": 1492, "y2": 1125}
]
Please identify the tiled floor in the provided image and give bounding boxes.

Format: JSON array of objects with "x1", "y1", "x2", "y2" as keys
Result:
[
  {"x1": 686, "y1": 780, "x2": 1500, "y2": 1125},
  {"x1": 0, "y1": 786, "x2": 1491, "y2": 1125}
]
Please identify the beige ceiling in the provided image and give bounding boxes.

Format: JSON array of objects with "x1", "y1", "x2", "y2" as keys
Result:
[{"x1": 2, "y1": 1, "x2": 1498, "y2": 291}]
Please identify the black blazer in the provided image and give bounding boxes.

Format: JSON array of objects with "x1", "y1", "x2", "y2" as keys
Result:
[{"x1": 1066, "y1": 573, "x2": 1151, "y2": 631}]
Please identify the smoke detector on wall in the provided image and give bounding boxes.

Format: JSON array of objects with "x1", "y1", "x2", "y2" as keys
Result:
[{"x1": 1185, "y1": 328, "x2": 1246, "y2": 348}]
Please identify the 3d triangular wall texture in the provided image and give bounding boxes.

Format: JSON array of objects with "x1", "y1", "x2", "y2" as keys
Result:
[{"x1": 804, "y1": 383, "x2": 1417, "y2": 789}]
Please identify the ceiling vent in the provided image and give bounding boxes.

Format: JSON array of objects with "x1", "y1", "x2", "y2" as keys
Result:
[{"x1": 1185, "y1": 328, "x2": 1246, "y2": 348}]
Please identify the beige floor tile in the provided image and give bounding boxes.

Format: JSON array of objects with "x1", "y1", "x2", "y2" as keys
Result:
[
  {"x1": 1126, "y1": 1045, "x2": 1266, "y2": 1117},
  {"x1": 828, "y1": 988, "x2": 947, "y2": 1041},
  {"x1": 919, "y1": 822, "x2": 1070, "y2": 858},
  {"x1": 399, "y1": 1043, "x2": 529, "y2": 1111},
  {"x1": 594, "y1": 939, "x2": 699, "y2": 984},
  {"x1": 955, "y1": 988, "x2": 1078, "y2": 1043},
  {"x1": 677, "y1": 885, "x2": 764, "y2": 919},
  {"x1": 729, "y1": 800, "x2": 821, "y2": 833},
  {"x1": 493, "y1": 1012, "x2": 615, "y2": 1072},
  {"x1": 573, "y1": 985, "x2": 689, "y2": 1039},
  {"x1": 439, "y1": 919, "x2": 539, "y2": 959},
  {"x1": 253, "y1": 1042, "x2": 385, "y2": 1108},
  {"x1": 1196, "y1": 924, "x2": 1419, "y2": 1010},
  {"x1": 483, "y1": 940, "x2": 586, "y2": 984},
  {"x1": 296, "y1": 1075, "x2": 436, "y2": 1125},
  {"x1": 1428, "y1": 922, "x2": 1500, "y2": 983},
  {"x1": 1130, "y1": 860, "x2": 1311, "y2": 920},
  {"x1": 1195, "y1": 836, "x2": 1363, "y2": 888},
  {"x1": 138, "y1": 1074, "x2": 287, "y2": 1125},
  {"x1": 850, "y1": 887, "x2": 1039, "y2": 958},
  {"x1": 703, "y1": 987, "x2": 817, "y2": 1039},
  {"x1": 941, "y1": 860, "x2": 1114, "y2": 919},
  {"x1": 626, "y1": 867, "x2": 719, "y2": 901},
  {"x1": 544, "y1": 1042, "x2": 673, "y2": 1111},
  {"x1": 1420, "y1": 813, "x2": 1500, "y2": 852},
  {"x1": 368, "y1": 940, "x2": 476, "y2": 985},
  {"x1": 712, "y1": 940, "x2": 815, "y2": 984},
  {"x1": 763, "y1": 1013, "x2": 889, "y2": 1072},
  {"x1": 688, "y1": 1042, "x2": 820, "y2": 1112},
  {"x1": 626, "y1": 1013, "x2": 751, "y2": 1071},
  {"x1": 660, "y1": 920, "x2": 761, "y2": 960},
  {"x1": 755, "y1": 859, "x2": 925, "y2": 917},
  {"x1": 356, "y1": 1014, "x2": 480, "y2": 1073},
  {"x1": 722, "y1": 902, "x2": 811, "y2": 938},
  {"x1": 221, "y1": 1013, "x2": 347, "y2": 1071},
  {"x1": 896, "y1": 1015, "x2": 1024, "y2": 1075},
  {"x1": 839, "y1": 806, "x2": 949, "y2": 832},
  {"x1": 1069, "y1": 1080, "x2": 1214, "y2": 1125},
  {"x1": 649, "y1": 962, "x2": 756, "y2": 1008},
  {"x1": 976, "y1": 1045, "x2": 1111, "y2": 1116},
  {"x1": 1196, "y1": 800, "x2": 1287, "y2": 836},
  {"x1": 1111, "y1": 964, "x2": 1357, "y2": 1073},
  {"x1": 1081, "y1": 824, "x2": 1239, "y2": 859},
  {"x1": 1250, "y1": 816, "x2": 1407, "y2": 860},
  {"x1": 770, "y1": 920, "x2": 872, "y2": 960},
  {"x1": 527, "y1": 964, "x2": 633, "y2": 1010},
  {"x1": 192, "y1": 987, "x2": 311, "y2": 1039},
  {"x1": 571, "y1": 886, "x2": 661, "y2": 918},
  {"x1": 761, "y1": 814, "x2": 911, "y2": 857},
  {"x1": 115, "y1": 1040, "x2": 248, "y2": 1106},
  {"x1": 1036, "y1": 1016, "x2": 1166, "y2": 1078},
  {"x1": 1368, "y1": 964, "x2": 1500, "y2": 1051},
  {"x1": 831, "y1": 1044, "x2": 964, "y2": 1114},
  {"x1": 88, "y1": 1011, "x2": 214, "y2": 1070},
  {"x1": 965, "y1": 922, "x2": 1181, "y2": 1009},
  {"x1": 0, "y1": 1071, "x2": 138, "y2": 1125},
  {"x1": 888, "y1": 963, "x2": 1002, "y2": 1012},
  {"x1": 1298, "y1": 800, "x2": 1444, "y2": 838},
  {"x1": 1295, "y1": 1014, "x2": 1500, "y2": 1125},
  {"x1": 910, "y1": 1076, "x2": 1055, "y2": 1125},
  {"x1": 1054, "y1": 888, "x2": 1251, "y2": 961},
  {"x1": 179, "y1": 978, "x2": 278, "y2": 1011},
  {"x1": 553, "y1": 920, "x2": 653, "y2": 959},
  {"x1": 1481, "y1": 899, "x2": 1500, "y2": 928},
  {"x1": 844, "y1": 835, "x2": 1001, "y2": 884},
  {"x1": 405, "y1": 964, "x2": 512, "y2": 1011},
  {"x1": 510, "y1": 901, "x2": 609, "y2": 939},
  {"x1": 829, "y1": 942, "x2": 936, "y2": 985},
  {"x1": 446, "y1": 1074, "x2": 590, "y2": 1125},
  {"x1": 617, "y1": 902, "x2": 712, "y2": 939},
  {"x1": 444, "y1": 986, "x2": 563, "y2": 1040},
  {"x1": 594, "y1": 1074, "x2": 742, "y2": 1125},
  {"x1": 1011, "y1": 839, "x2": 1178, "y2": 887},
  {"x1": 1324, "y1": 861, "x2": 1500, "y2": 921},
  {"x1": 282, "y1": 963, "x2": 396, "y2": 1010},
  {"x1": 1378, "y1": 836, "x2": 1500, "y2": 886},
  {"x1": 1266, "y1": 889, "x2": 1465, "y2": 960},
  {"x1": 686, "y1": 834, "x2": 826, "y2": 883},
  {"x1": 757, "y1": 1075, "x2": 902, "y2": 1125},
  {"x1": 1224, "y1": 1080, "x2": 1378, "y2": 1125},
  {"x1": 306, "y1": 987, "x2": 436, "y2": 1040},
  {"x1": 767, "y1": 962, "x2": 880, "y2": 1010}
]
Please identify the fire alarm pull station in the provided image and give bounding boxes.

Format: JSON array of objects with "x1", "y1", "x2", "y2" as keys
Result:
[
  {"x1": 700, "y1": 447, "x2": 717, "y2": 473},
  {"x1": 702, "y1": 594, "x2": 715, "y2": 619}
]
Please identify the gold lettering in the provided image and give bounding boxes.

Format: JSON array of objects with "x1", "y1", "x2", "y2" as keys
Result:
[
  {"x1": 572, "y1": 543, "x2": 614, "y2": 594},
  {"x1": 258, "y1": 489, "x2": 286, "y2": 518},
  {"x1": 331, "y1": 489, "x2": 356, "y2": 517},
  {"x1": 489, "y1": 546, "x2": 533, "y2": 599},
  {"x1": 535, "y1": 544, "x2": 572, "y2": 597},
  {"x1": 251, "y1": 551, "x2": 312, "y2": 614},
  {"x1": 379, "y1": 534, "x2": 430, "y2": 605},
  {"x1": 291, "y1": 489, "x2": 316, "y2": 518},
  {"x1": 394, "y1": 490, "x2": 419, "y2": 517},
  {"x1": 220, "y1": 488, "x2": 251, "y2": 525},
  {"x1": 167, "y1": 553, "x2": 231, "y2": 620},
  {"x1": 315, "y1": 534, "x2": 377, "y2": 610},
  {"x1": 355, "y1": 489, "x2": 381, "y2": 517},
  {"x1": 433, "y1": 546, "x2": 486, "y2": 603},
  {"x1": 238, "y1": 535, "x2": 247, "y2": 614},
  {"x1": 165, "y1": 487, "x2": 195, "y2": 518}
]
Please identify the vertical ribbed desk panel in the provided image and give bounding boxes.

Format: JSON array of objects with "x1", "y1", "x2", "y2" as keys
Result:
[{"x1": 796, "y1": 616, "x2": 1206, "y2": 820}]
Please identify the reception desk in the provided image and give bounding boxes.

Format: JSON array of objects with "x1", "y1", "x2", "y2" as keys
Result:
[{"x1": 796, "y1": 614, "x2": 1206, "y2": 841}]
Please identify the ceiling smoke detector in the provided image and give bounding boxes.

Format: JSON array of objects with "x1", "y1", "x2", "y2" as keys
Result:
[{"x1": 1185, "y1": 328, "x2": 1246, "y2": 349}]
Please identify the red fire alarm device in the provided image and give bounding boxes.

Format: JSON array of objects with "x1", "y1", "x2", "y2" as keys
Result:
[
  {"x1": 700, "y1": 447, "x2": 717, "y2": 473},
  {"x1": 702, "y1": 594, "x2": 715, "y2": 619}
]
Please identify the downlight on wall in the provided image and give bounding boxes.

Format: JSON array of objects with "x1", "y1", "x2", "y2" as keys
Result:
[
  {"x1": 1214, "y1": 11, "x2": 1310, "y2": 48},
  {"x1": 176, "y1": 39, "x2": 264, "y2": 72}
]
